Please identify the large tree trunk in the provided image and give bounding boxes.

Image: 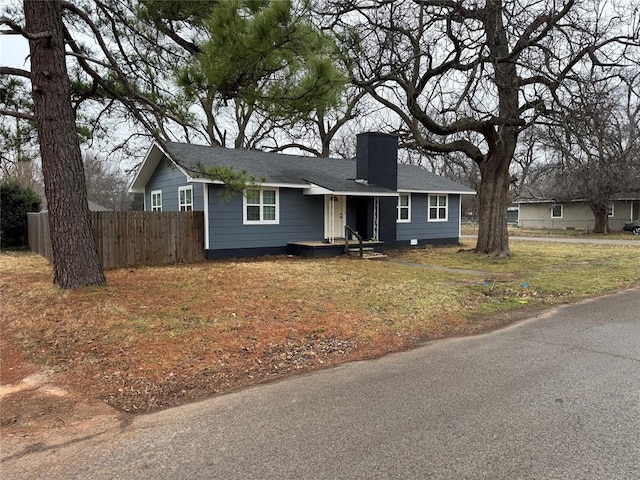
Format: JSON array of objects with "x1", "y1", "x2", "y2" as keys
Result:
[
  {"x1": 475, "y1": 151, "x2": 512, "y2": 256},
  {"x1": 591, "y1": 205, "x2": 609, "y2": 234},
  {"x1": 25, "y1": 0, "x2": 106, "y2": 289},
  {"x1": 474, "y1": 0, "x2": 518, "y2": 257}
]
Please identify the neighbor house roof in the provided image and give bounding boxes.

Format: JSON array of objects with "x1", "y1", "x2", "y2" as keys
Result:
[
  {"x1": 40, "y1": 199, "x2": 111, "y2": 212},
  {"x1": 130, "y1": 141, "x2": 476, "y2": 196}
]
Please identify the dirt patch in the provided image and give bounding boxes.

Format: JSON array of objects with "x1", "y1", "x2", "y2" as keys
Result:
[
  {"x1": 3, "y1": 386, "x2": 94, "y2": 430},
  {"x1": 1, "y1": 327, "x2": 35, "y2": 385},
  {"x1": 1, "y1": 307, "x2": 119, "y2": 447},
  {"x1": 1, "y1": 363, "x2": 121, "y2": 452}
]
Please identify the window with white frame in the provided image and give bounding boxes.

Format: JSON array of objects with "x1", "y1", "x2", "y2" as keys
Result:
[
  {"x1": 179, "y1": 186, "x2": 193, "y2": 211},
  {"x1": 397, "y1": 193, "x2": 411, "y2": 222},
  {"x1": 551, "y1": 204, "x2": 562, "y2": 218},
  {"x1": 428, "y1": 194, "x2": 448, "y2": 221},
  {"x1": 607, "y1": 202, "x2": 614, "y2": 217},
  {"x1": 151, "y1": 190, "x2": 162, "y2": 211},
  {"x1": 244, "y1": 188, "x2": 279, "y2": 224}
]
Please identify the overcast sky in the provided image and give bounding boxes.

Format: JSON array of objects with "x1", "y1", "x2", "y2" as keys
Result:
[
  {"x1": 0, "y1": 27, "x2": 142, "y2": 174},
  {"x1": 0, "y1": 0, "x2": 29, "y2": 68},
  {"x1": 1, "y1": 33, "x2": 29, "y2": 69}
]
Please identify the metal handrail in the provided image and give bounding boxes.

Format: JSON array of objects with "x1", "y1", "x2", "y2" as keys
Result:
[{"x1": 344, "y1": 225, "x2": 364, "y2": 257}]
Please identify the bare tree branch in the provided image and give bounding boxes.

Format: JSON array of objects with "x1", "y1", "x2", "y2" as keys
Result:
[
  {"x1": 0, "y1": 67, "x2": 31, "y2": 79},
  {"x1": 0, "y1": 16, "x2": 51, "y2": 39},
  {"x1": 0, "y1": 109, "x2": 36, "y2": 122}
]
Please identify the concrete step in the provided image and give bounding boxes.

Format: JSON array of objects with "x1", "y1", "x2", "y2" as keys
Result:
[
  {"x1": 348, "y1": 247, "x2": 374, "y2": 253},
  {"x1": 347, "y1": 248, "x2": 387, "y2": 260}
]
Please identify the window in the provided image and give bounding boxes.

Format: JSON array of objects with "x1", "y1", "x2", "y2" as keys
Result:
[
  {"x1": 151, "y1": 190, "x2": 162, "y2": 212},
  {"x1": 551, "y1": 204, "x2": 562, "y2": 218},
  {"x1": 397, "y1": 194, "x2": 411, "y2": 222},
  {"x1": 244, "y1": 188, "x2": 279, "y2": 224},
  {"x1": 428, "y1": 195, "x2": 448, "y2": 221},
  {"x1": 607, "y1": 202, "x2": 614, "y2": 217},
  {"x1": 179, "y1": 186, "x2": 193, "y2": 211}
]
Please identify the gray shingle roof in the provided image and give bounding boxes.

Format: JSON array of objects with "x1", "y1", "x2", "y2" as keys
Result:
[
  {"x1": 397, "y1": 164, "x2": 475, "y2": 193},
  {"x1": 162, "y1": 142, "x2": 474, "y2": 195}
]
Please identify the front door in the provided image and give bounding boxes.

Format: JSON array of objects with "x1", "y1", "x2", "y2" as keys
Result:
[{"x1": 325, "y1": 195, "x2": 345, "y2": 242}]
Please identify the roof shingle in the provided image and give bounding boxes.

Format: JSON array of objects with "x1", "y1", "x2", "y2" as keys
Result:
[{"x1": 161, "y1": 142, "x2": 475, "y2": 195}]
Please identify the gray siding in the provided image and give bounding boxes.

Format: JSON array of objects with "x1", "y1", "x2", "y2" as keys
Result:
[
  {"x1": 519, "y1": 200, "x2": 639, "y2": 230},
  {"x1": 145, "y1": 157, "x2": 204, "y2": 211},
  {"x1": 397, "y1": 194, "x2": 460, "y2": 241},
  {"x1": 144, "y1": 155, "x2": 464, "y2": 252},
  {"x1": 208, "y1": 185, "x2": 324, "y2": 250}
]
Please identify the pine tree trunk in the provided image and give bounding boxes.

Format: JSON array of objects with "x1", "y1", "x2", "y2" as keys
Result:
[
  {"x1": 24, "y1": 0, "x2": 106, "y2": 289},
  {"x1": 475, "y1": 151, "x2": 512, "y2": 257}
]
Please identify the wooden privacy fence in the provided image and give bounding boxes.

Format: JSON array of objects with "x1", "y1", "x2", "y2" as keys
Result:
[{"x1": 28, "y1": 211, "x2": 205, "y2": 269}]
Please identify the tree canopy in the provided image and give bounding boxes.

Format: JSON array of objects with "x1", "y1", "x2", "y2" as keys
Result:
[
  {"x1": 174, "y1": 0, "x2": 349, "y2": 149},
  {"x1": 326, "y1": 0, "x2": 640, "y2": 254},
  {"x1": 541, "y1": 72, "x2": 640, "y2": 233}
]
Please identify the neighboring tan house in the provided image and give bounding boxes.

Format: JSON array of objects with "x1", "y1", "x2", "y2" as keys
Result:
[
  {"x1": 87, "y1": 200, "x2": 111, "y2": 212},
  {"x1": 516, "y1": 197, "x2": 640, "y2": 231},
  {"x1": 129, "y1": 132, "x2": 475, "y2": 259}
]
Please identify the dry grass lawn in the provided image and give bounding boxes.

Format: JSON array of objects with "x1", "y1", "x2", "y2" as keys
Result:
[{"x1": 2, "y1": 240, "x2": 639, "y2": 416}]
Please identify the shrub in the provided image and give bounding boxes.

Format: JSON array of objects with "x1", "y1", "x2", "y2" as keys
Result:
[{"x1": 0, "y1": 178, "x2": 42, "y2": 248}]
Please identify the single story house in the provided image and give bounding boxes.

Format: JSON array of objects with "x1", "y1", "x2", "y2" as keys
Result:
[
  {"x1": 516, "y1": 197, "x2": 640, "y2": 231},
  {"x1": 129, "y1": 132, "x2": 475, "y2": 259}
]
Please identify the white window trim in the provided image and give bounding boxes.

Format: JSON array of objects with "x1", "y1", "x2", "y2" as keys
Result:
[
  {"x1": 243, "y1": 187, "x2": 280, "y2": 225},
  {"x1": 551, "y1": 204, "x2": 563, "y2": 219},
  {"x1": 151, "y1": 190, "x2": 162, "y2": 212},
  {"x1": 397, "y1": 193, "x2": 411, "y2": 223},
  {"x1": 427, "y1": 194, "x2": 448, "y2": 222},
  {"x1": 607, "y1": 202, "x2": 614, "y2": 218},
  {"x1": 179, "y1": 185, "x2": 193, "y2": 211}
]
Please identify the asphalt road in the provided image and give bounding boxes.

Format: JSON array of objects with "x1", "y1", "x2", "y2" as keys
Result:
[
  {"x1": 462, "y1": 234, "x2": 640, "y2": 246},
  {"x1": 3, "y1": 288, "x2": 640, "y2": 479}
]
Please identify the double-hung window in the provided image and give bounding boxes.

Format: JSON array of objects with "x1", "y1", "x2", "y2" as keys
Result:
[
  {"x1": 607, "y1": 202, "x2": 614, "y2": 218},
  {"x1": 428, "y1": 194, "x2": 448, "y2": 221},
  {"x1": 244, "y1": 188, "x2": 279, "y2": 224},
  {"x1": 151, "y1": 190, "x2": 162, "y2": 211},
  {"x1": 551, "y1": 204, "x2": 562, "y2": 218},
  {"x1": 397, "y1": 193, "x2": 411, "y2": 222},
  {"x1": 179, "y1": 186, "x2": 193, "y2": 211}
]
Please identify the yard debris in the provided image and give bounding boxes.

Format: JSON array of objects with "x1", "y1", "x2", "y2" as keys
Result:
[{"x1": 100, "y1": 335, "x2": 358, "y2": 412}]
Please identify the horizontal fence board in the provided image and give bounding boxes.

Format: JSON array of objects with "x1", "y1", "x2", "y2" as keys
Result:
[{"x1": 27, "y1": 211, "x2": 204, "y2": 269}]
